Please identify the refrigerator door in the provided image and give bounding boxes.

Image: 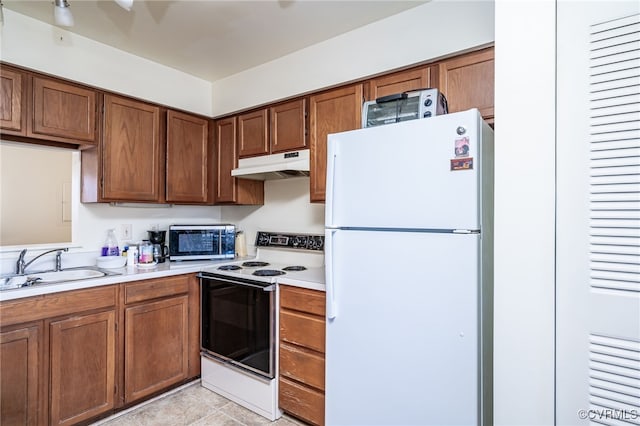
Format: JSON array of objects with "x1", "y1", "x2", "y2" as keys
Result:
[
  {"x1": 326, "y1": 109, "x2": 484, "y2": 231},
  {"x1": 325, "y1": 229, "x2": 481, "y2": 425}
]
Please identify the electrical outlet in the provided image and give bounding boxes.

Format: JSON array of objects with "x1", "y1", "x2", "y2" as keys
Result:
[{"x1": 121, "y1": 224, "x2": 132, "y2": 241}]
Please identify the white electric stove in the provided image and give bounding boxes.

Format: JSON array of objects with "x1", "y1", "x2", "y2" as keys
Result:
[{"x1": 198, "y1": 231, "x2": 324, "y2": 421}]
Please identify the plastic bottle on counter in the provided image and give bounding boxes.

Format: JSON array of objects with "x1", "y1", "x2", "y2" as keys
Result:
[
  {"x1": 101, "y1": 229, "x2": 120, "y2": 256},
  {"x1": 127, "y1": 245, "x2": 138, "y2": 268}
]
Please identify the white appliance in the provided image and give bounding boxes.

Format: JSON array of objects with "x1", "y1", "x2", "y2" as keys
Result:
[
  {"x1": 324, "y1": 109, "x2": 493, "y2": 425},
  {"x1": 198, "y1": 231, "x2": 324, "y2": 421}
]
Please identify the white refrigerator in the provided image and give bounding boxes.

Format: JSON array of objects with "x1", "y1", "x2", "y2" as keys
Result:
[{"x1": 324, "y1": 109, "x2": 494, "y2": 426}]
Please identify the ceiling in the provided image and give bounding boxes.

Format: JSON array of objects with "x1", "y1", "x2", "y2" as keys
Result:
[{"x1": 3, "y1": 0, "x2": 427, "y2": 82}]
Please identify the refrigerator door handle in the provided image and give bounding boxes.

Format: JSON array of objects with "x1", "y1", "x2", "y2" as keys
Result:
[
  {"x1": 325, "y1": 228, "x2": 338, "y2": 319},
  {"x1": 325, "y1": 139, "x2": 338, "y2": 227}
]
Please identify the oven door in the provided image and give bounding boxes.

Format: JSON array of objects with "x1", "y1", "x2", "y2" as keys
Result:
[{"x1": 199, "y1": 273, "x2": 276, "y2": 380}]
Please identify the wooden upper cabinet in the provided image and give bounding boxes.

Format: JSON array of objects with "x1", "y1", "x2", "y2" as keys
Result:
[
  {"x1": 30, "y1": 76, "x2": 98, "y2": 144},
  {"x1": 366, "y1": 67, "x2": 431, "y2": 101},
  {"x1": 238, "y1": 98, "x2": 307, "y2": 158},
  {"x1": 270, "y1": 98, "x2": 307, "y2": 153},
  {"x1": 309, "y1": 84, "x2": 363, "y2": 203},
  {"x1": 166, "y1": 110, "x2": 212, "y2": 204},
  {"x1": 238, "y1": 109, "x2": 269, "y2": 157},
  {"x1": 0, "y1": 66, "x2": 26, "y2": 135},
  {"x1": 438, "y1": 47, "x2": 494, "y2": 123},
  {"x1": 102, "y1": 94, "x2": 164, "y2": 202},
  {"x1": 214, "y1": 117, "x2": 264, "y2": 205}
]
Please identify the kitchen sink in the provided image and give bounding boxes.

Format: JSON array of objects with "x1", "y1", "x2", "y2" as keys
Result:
[{"x1": 0, "y1": 267, "x2": 120, "y2": 291}]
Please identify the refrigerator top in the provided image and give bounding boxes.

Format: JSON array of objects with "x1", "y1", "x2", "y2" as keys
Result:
[{"x1": 325, "y1": 108, "x2": 494, "y2": 231}]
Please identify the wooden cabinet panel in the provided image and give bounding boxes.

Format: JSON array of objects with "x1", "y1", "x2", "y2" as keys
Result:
[
  {"x1": 215, "y1": 116, "x2": 237, "y2": 203},
  {"x1": 102, "y1": 94, "x2": 163, "y2": 202},
  {"x1": 270, "y1": 98, "x2": 307, "y2": 153},
  {"x1": 309, "y1": 84, "x2": 363, "y2": 202},
  {"x1": 280, "y1": 285, "x2": 326, "y2": 317},
  {"x1": 439, "y1": 47, "x2": 494, "y2": 122},
  {"x1": 124, "y1": 295, "x2": 189, "y2": 403},
  {"x1": 49, "y1": 310, "x2": 115, "y2": 426},
  {"x1": 0, "y1": 324, "x2": 40, "y2": 426},
  {"x1": 0, "y1": 66, "x2": 26, "y2": 135},
  {"x1": 30, "y1": 76, "x2": 97, "y2": 144},
  {"x1": 238, "y1": 109, "x2": 269, "y2": 157},
  {"x1": 124, "y1": 275, "x2": 189, "y2": 304},
  {"x1": 214, "y1": 116, "x2": 264, "y2": 205},
  {"x1": 166, "y1": 110, "x2": 212, "y2": 204},
  {"x1": 366, "y1": 67, "x2": 431, "y2": 100},
  {"x1": 280, "y1": 343, "x2": 325, "y2": 390},
  {"x1": 280, "y1": 310, "x2": 325, "y2": 353},
  {"x1": 0, "y1": 286, "x2": 117, "y2": 328},
  {"x1": 279, "y1": 377, "x2": 325, "y2": 426},
  {"x1": 279, "y1": 286, "x2": 326, "y2": 426}
]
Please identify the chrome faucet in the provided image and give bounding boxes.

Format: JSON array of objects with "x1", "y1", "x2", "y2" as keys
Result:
[{"x1": 16, "y1": 247, "x2": 69, "y2": 275}]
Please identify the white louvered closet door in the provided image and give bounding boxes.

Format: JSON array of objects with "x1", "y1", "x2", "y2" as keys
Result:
[{"x1": 557, "y1": 2, "x2": 640, "y2": 425}]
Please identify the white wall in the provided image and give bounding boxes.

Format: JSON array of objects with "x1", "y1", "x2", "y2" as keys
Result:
[
  {"x1": 212, "y1": 0, "x2": 495, "y2": 116},
  {"x1": 221, "y1": 177, "x2": 325, "y2": 255},
  {"x1": 0, "y1": 9, "x2": 213, "y2": 116},
  {"x1": 493, "y1": 1, "x2": 556, "y2": 424}
]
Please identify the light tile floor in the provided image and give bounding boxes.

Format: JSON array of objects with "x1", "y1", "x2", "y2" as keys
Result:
[{"x1": 94, "y1": 381, "x2": 306, "y2": 426}]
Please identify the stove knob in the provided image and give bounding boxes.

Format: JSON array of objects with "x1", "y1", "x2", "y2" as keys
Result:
[{"x1": 424, "y1": 98, "x2": 433, "y2": 107}]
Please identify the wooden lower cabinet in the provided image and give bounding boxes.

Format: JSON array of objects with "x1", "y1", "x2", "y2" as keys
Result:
[
  {"x1": 124, "y1": 295, "x2": 189, "y2": 403},
  {"x1": 0, "y1": 274, "x2": 201, "y2": 426},
  {"x1": 0, "y1": 324, "x2": 41, "y2": 426},
  {"x1": 49, "y1": 310, "x2": 116, "y2": 426},
  {"x1": 279, "y1": 285, "x2": 326, "y2": 426}
]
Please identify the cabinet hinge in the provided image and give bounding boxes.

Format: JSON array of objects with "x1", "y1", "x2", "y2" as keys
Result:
[{"x1": 115, "y1": 322, "x2": 118, "y2": 332}]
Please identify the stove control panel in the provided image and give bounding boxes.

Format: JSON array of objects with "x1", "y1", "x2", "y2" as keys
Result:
[{"x1": 256, "y1": 231, "x2": 324, "y2": 251}]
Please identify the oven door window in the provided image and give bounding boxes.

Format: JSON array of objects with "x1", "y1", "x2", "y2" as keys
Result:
[{"x1": 201, "y1": 279, "x2": 273, "y2": 378}]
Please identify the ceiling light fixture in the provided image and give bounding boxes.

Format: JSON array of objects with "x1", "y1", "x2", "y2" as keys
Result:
[
  {"x1": 53, "y1": 0, "x2": 74, "y2": 27},
  {"x1": 114, "y1": 0, "x2": 133, "y2": 11}
]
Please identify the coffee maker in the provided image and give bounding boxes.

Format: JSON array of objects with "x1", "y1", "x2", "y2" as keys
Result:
[{"x1": 147, "y1": 230, "x2": 169, "y2": 263}]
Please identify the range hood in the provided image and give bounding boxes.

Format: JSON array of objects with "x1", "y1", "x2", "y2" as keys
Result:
[{"x1": 231, "y1": 149, "x2": 310, "y2": 180}]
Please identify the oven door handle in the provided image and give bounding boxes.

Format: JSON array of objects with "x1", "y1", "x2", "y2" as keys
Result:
[{"x1": 197, "y1": 274, "x2": 276, "y2": 292}]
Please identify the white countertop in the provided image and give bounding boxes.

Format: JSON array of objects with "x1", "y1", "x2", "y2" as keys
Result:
[{"x1": 0, "y1": 258, "x2": 325, "y2": 302}]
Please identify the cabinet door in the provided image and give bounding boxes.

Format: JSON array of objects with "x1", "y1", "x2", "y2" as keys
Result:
[
  {"x1": 49, "y1": 310, "x2": 115, "y2": 426},
  {"x1": 309, "y1": 84, "x2": 363, "y2": 203},
  {"x1": 214, "y1": 117, "x2": 264, "y2": 205},
  {"x1": 238, "y1": 109, "x2": 269, "y2": 157},
  {"x1": 102, "y1": 94, "x2": 163, "y2": 202},
  {"x1": 270, "y1": 98, "x2": 307, "y2": 153},
  {"x1": 124, "y1": 296, "x2": 189, "y2": 403},
  {"x1": 438, "y1": 47, "x2": 494, "y2": 123},
  {"x1": 30, "y1": 76, "x2": 98, "y2": 144},
  {"x1": 166, "y1": 110, "x2": 211, "y2": 204},
  {"x1": 366, "y1": 67, "x2": 431, "y2": 100},
  {"x1": 0, "y1": 67, "x2": 26, "y2": 135},
  {"x1": 0, "y1": 324, "x2": 40, "y2": 426}
]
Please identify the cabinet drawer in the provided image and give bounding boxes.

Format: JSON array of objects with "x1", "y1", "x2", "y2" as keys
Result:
[
  {"x1": 125, "y1": 275, "x2": 190, "y2": 304},
  {"x1": 0, "y1": 286, "x2": 117, "y2": 327},
  {"x1": 280, "y1": 285, "x2": 325, "y2": 316},
  {"x1": 280, "y1": 342, "x2": 324, "y2": 391},
  {"x1": 279, "y1": 376, "x2": 324, "y2": 426},
  {"x1": 280, "y1": 310, "x2": 325, "y2": 353}
]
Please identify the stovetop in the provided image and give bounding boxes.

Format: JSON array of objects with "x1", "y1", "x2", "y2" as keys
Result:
[{"x1": 201, "y1": 231, "x2": 325, "y2": 284}]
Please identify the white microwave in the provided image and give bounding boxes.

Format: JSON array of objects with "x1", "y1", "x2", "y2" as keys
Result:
[{"x1": 362, "y1": 89, "x2": 448, "y2": 128}]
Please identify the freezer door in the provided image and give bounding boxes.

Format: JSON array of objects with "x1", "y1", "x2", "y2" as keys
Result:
[
  {"x1": 325, "y1": 229, "x2": 483, "y2": 425},
  {"x1": 326, "y1": 109, "x2": 486, "y2": 230}
]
